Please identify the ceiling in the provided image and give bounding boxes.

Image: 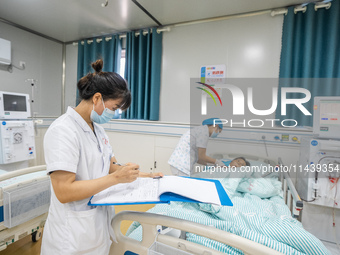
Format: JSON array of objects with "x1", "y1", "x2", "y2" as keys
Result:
[{"x1": 0, "y1": 0, "x2": 317, "y2": 43}]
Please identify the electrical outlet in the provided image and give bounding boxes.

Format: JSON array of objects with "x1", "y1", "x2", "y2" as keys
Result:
[{"x1": 20, "y1": 61, "x2": 26, "y2": 67}]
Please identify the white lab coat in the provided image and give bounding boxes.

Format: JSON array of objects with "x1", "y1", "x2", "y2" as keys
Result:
[
  {"x1": 41, "y1": 107, "x2": 115, "y2": 255},
  {"x1": 168, "y1": 125, "x2": 209, "y2": 175}
]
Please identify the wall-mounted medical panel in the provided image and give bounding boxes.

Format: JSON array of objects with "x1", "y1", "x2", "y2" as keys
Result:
[
  {"x1": 0, "y1": 91, "x2": 31, "y2": 119},
  {"x1": 313, "y1": 97, "x2": 340, "y2": 139},
  {"x1": 0, "y1": 120, "x2": 35, "y2": 164}
]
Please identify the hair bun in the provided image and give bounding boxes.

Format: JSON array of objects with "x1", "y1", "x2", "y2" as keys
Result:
[{"x1": 92, "y1": 59, "x2": 103, "y2": 73}]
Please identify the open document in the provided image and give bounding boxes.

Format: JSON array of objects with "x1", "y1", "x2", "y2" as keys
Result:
[{"x1": 89, "y1": 176, "x2": 232, "y2": 206}]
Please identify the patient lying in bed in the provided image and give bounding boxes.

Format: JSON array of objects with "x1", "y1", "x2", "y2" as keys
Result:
[{"x1": 217, "y1": 156, "x2": 251, "y2": 168}]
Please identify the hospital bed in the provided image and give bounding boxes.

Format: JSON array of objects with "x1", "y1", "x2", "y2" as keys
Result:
[
  {"x1": 110, "y1": 155, "x2": 331, "y2": 255},
  {"x1": 0, "y1": 165, "x2": 50, "y2": 251}
]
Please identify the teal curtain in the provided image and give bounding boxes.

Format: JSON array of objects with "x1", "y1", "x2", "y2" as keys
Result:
[
  {"x1": 76, "y1": 35, "x2": 122, "y2": 105},
  {"x1": 276, "y1": 0, "x2": 340, "y2": 126},
  {"x1": 122, "y1": 28, "x2": 163, "y2": 120}
]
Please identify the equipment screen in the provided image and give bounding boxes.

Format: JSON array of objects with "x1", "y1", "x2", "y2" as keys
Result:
[
  {"x1": 3, "y1": 94, "x2": 27, "y2": 112},
  {"x1": 320, "y1": 101, "x2": 340, "y2": 126}
]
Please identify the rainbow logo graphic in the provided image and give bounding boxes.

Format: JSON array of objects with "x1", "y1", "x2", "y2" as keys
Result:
[{"x1": 196, "y1": 82, "x2": 222, "y2": 106}]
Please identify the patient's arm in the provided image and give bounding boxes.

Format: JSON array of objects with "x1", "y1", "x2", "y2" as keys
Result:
[{"x1": 197, "y1": 147, "x2": 217, "y2": 165}]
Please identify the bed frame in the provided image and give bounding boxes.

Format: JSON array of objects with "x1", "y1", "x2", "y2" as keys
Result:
[
  {"x1": 0, "y1": 165, "x2": 49, "y2": 251},
  {"x1": 110, "y1": 211, "x2": 284, "y2": 255},
  {"x1": 110, "y1": 156, "x2": 303, "y2": 255},
  {"x1": 272, "y1": 157, "x2": 303, "y2": 219}
]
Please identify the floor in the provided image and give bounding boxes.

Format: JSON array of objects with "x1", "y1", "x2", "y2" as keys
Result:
[{"x1": 0, "y1": 204, "x2": 155, "y2": 255}]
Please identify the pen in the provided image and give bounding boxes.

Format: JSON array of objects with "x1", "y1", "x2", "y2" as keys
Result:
[
  {"x1": 112, "y1": 162, "x2": 125, "y2": 166},
  {"x1": 153, "y1": 176, "x2": 162, "y2": 179},
  {"x1": 113, "y1": 162, "x2": 140, "y2": 171}
]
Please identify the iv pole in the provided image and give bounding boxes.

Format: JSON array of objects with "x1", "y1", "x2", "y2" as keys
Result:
[{"x1": 25, "y1": 79, "x2": 38, "y2": 134}]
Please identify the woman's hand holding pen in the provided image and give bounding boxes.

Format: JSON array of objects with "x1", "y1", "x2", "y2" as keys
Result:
[{"x1": 111, "y1": 163, "x2": 140, "y2": 183}]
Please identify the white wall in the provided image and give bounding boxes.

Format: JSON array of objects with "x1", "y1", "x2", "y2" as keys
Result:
[
  {"x1": 65, "y1": 44, "x2": 78, "y2": 110},
  {"x1": 64, "y1": 13, "x2": 284, "y2": 123},
  {"x1": 160, "y1": 13, "x2": 284, "y2": 123},
  {"x1": 0, "y1": 22, "x2": 63, "y2": 117}
]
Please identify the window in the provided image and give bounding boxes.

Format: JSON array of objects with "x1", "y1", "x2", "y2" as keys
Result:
[
  {"x1": 119, "y1": 49, "x2": 125, "y2": 78},
  {"x1": 115, "y1": 49, "x2": 126, "y2": 118}
]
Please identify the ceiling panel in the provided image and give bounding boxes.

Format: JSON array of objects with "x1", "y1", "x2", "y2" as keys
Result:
[
  {"x1": 0, "y1": 0, "x2": 318, "y2": 43},
  {"x1": 138, "y1": 0, "x2": 316, "y2": 26},
  {"x1": 0, "y1": 0, "x2": 158, "y2": 42}
]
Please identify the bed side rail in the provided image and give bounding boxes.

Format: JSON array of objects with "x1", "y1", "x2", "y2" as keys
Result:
[
  {"x1": 111, "y1": 211, "x2": 284, "y2": 255},
  {"x1": 278, "y1": 158, "x2": 303, "y2": 219},
  {"x1": 0, "y1": 165, "x2": 47, "y2": 182}
]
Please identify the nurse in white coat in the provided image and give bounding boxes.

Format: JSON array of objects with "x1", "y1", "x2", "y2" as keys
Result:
[
  {"x1": 41, "y1": 59, "x2": 162, "y2": 255},
  {"x1": 168, "y1": 118, "x2": 223, "y2": 176}
]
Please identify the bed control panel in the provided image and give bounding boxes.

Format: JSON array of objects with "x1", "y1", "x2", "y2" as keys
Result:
[
  {"x1": 0, "y1": 120, "x2": 35, "y2": 164},
  {"x1": 248, "y1": 132, "x2": 305, "y2": 144}
]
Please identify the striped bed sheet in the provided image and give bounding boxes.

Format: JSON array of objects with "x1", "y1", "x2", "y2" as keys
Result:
[{"x1": 126, "y1": 177, "x2": 331, "y2": 255}]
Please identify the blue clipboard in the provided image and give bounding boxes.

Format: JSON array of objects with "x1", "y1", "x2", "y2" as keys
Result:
[{"x1": 161, "y1": 177, "x2": 232, "y2": 206}]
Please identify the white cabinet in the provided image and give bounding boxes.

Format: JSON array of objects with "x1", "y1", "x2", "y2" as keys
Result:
[
  {"x1": 107, "y1": 132, "x2": 179, "y2": 175},
  {"x1": 154, "y1": 136, "x2": 180, "y2": 175},
  {"x1": 107, "y1": 132, "x2": 155, "y2": 173}
]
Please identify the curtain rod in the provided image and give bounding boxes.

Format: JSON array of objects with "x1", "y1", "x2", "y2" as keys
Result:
[
  {"x1": 170, "y1": 9, "x2": 271, "y2": 27},
  {"x1": 271, "y1": 1, "x2": 331, "y2": 16},
  {"x1": 72, "y1": 8, "x2": 270, "y2": 46},
  {"x1": 71, "y1": 8, "x2": 277, "y2": 46},
  {"x1": 72, "y1": 27, "x2": 170, "y2": 46}
]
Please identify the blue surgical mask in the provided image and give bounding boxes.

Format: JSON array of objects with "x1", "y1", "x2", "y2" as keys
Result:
[
  {"x1": 222, "y1": 160, "x2": 231, "y2": 166},
  {"x1": 90, "y1": 99, "x2": 116, "y2": 124},
  {"x1": 210, "y1": 131, "x2": 219, "y2": 138}
]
